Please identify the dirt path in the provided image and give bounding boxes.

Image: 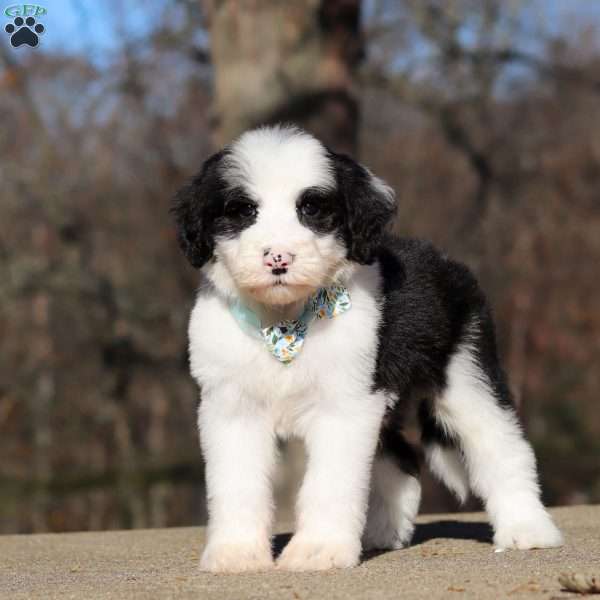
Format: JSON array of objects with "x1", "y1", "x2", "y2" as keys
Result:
[{"x1": 1, "y1": 505, "x2": 598, "y2": 599}]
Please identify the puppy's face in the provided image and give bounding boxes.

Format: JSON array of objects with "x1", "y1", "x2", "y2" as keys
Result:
[{"x1": 173, "y1": 126, "x2": 395, "y2": 306}]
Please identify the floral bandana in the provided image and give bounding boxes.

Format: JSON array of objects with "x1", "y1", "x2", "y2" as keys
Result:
[{"x1": 229, "y1": 285, "x2": 351, "y2": 364}]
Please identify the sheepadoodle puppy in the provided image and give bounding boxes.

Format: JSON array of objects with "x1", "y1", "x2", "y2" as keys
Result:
[{"x1": 172, "y1": 124, "x2": 562, "y2": 572}]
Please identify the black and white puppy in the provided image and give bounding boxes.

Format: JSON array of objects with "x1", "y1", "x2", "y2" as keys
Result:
[{"x1": 173, "y1": 125, "x2": 562, "y2": 572}]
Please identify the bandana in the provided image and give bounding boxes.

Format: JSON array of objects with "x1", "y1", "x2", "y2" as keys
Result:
[{"x1": 229, "y1": 285, "x2": 351, "y2": 364}]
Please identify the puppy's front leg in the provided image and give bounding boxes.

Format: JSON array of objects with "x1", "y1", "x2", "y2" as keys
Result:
[
  {"x1": 198, "y1": 392, "x2": 276, "y2": 572},
  {"x1": 277, "y1": 392, "x2": 386, "y2": 570}
]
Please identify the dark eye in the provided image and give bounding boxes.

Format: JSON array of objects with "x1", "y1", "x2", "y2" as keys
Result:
[
  {"x1": 225, "y1": 201, "x2": 257, "y2": 219},
  {"x1": 299, "y1": 199, "x2": 321, "y2": 217}
]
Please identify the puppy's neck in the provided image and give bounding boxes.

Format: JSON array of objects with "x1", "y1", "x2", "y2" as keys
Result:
[{"x1": 240, "y1": 295, "x2": 308, "y2": 326}]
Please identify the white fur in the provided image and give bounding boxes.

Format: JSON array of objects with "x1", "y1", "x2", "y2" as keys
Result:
[
  {"x1": 362, "y1": 456, "x2": 422, "y2": 551},
  {"x1": 223, "y1": 126, "x2": 335, "y2": 194},
  {"x1": 366, "y1": 172, "x2": 395, "y2": 207},
  {"x1": 433, "y1": 345, "x2": 563, "y2": 549}
]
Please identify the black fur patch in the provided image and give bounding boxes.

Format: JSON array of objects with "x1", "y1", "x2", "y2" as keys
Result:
[
  {"x1": 418, "y1": 399, "x2": 456, "y2": 447},
  {"x1": 374, "y1": 236, "x2": 484, "y2": 398},
  {"x1": 172, "y1": 150, "x2": 229, "y2": 268},
  {"x1": 378, "y1": 426, "x2": 421, "y2": 477},
  {"x1": 373, "y1": 235, "x2": 514, "y2": 458},
  {"x1": 215, "y1": 186, "x2": 258, "y2": 239},
  {"x1": 296, "y1": 186, "x2": 342, "y2": 235},
  {"x1": 327, "y1": 150, "x2": 396, "y2": 264},
  {"x1": 172, "y1": 151, "x2": 258, "y2": 268}
]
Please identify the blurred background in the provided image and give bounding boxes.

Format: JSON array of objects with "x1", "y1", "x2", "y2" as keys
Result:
[{"x1": 1, "y1": 0, "x2": 599, "y2": 534}]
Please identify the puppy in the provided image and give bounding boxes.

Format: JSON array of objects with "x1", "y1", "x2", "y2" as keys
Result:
[{"x1": 173, "y1": 125, "x2": 562, "y2": 572}]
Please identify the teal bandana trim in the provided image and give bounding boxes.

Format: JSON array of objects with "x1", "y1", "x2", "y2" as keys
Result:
[{"x1": 230, "y1": 285, "x2": 351, "y2": 364}]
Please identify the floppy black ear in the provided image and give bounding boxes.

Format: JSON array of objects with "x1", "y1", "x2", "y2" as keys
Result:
[
  {"x1": 329, "y1": 151, "x2": 396, "y2": 264},
  {"x1": 171, "y1": 150, "x2": 228, "y2": 268}
]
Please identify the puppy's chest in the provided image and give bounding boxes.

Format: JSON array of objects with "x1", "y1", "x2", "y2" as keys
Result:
[
  {"x1": 189, "y1": 267, "x2": 383, "y2": 430},
  {"x1": 194, "y1": 303, "x2": 376, "y2": 394},
  {"x1": 257, "y1": 310, "x2": 381, "y2": 435}
]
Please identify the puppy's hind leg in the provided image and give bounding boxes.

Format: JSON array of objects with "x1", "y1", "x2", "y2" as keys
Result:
[
  {"x1": 420, "y1": 400, "x2": 470, "y2": 506},
  {"x1": 363, "y1": 429, "x2": 421, "y2": 551},
  {"x1": 433, "y1": 341, "x2": 562, "y2": 550}
]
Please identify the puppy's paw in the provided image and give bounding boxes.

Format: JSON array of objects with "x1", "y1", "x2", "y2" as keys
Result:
[
  {"x1": 362, "y1": 520, "x2": 415, "y2": 551},
  {"x1": 362, "y1": 500, "x2": 417, "y2": 551},
  {"x1": 276, "y1": 535, "x2": 361, "y2": 571},
  {"x1": 200, "y1": 541, "x2": 273, "y2": 573},
  {"x1": 494, "y1": 513, "x2": 563, "y2": 550}
]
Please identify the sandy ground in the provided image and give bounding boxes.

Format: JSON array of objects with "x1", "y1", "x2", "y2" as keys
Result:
[{"x1": 1, "y1": 505, "x2": 598, "y2": 600}]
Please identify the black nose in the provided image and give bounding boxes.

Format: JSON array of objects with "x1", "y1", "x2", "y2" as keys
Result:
[{"x1": 272, "y1": 267, "x2": 287, "y2": 276}]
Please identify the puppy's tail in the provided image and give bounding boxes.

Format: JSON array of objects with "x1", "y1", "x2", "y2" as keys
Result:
[{"x1": 418, "y1": 400, "x2": 470, "y2": 504}]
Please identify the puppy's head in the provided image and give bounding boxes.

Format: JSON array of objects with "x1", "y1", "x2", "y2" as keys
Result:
[{"x1": 173, "y1": 125, "x2": 395, "y2": 305}]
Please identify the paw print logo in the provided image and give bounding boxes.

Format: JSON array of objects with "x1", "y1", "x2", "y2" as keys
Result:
[{"x1": 5, "y1": 16, "x2": 45, "y2": 48}]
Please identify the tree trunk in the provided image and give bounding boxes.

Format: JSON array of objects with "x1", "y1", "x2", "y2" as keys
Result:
[{"x1": 204, "y1": 0, "x2": 363, "y2": 154}]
